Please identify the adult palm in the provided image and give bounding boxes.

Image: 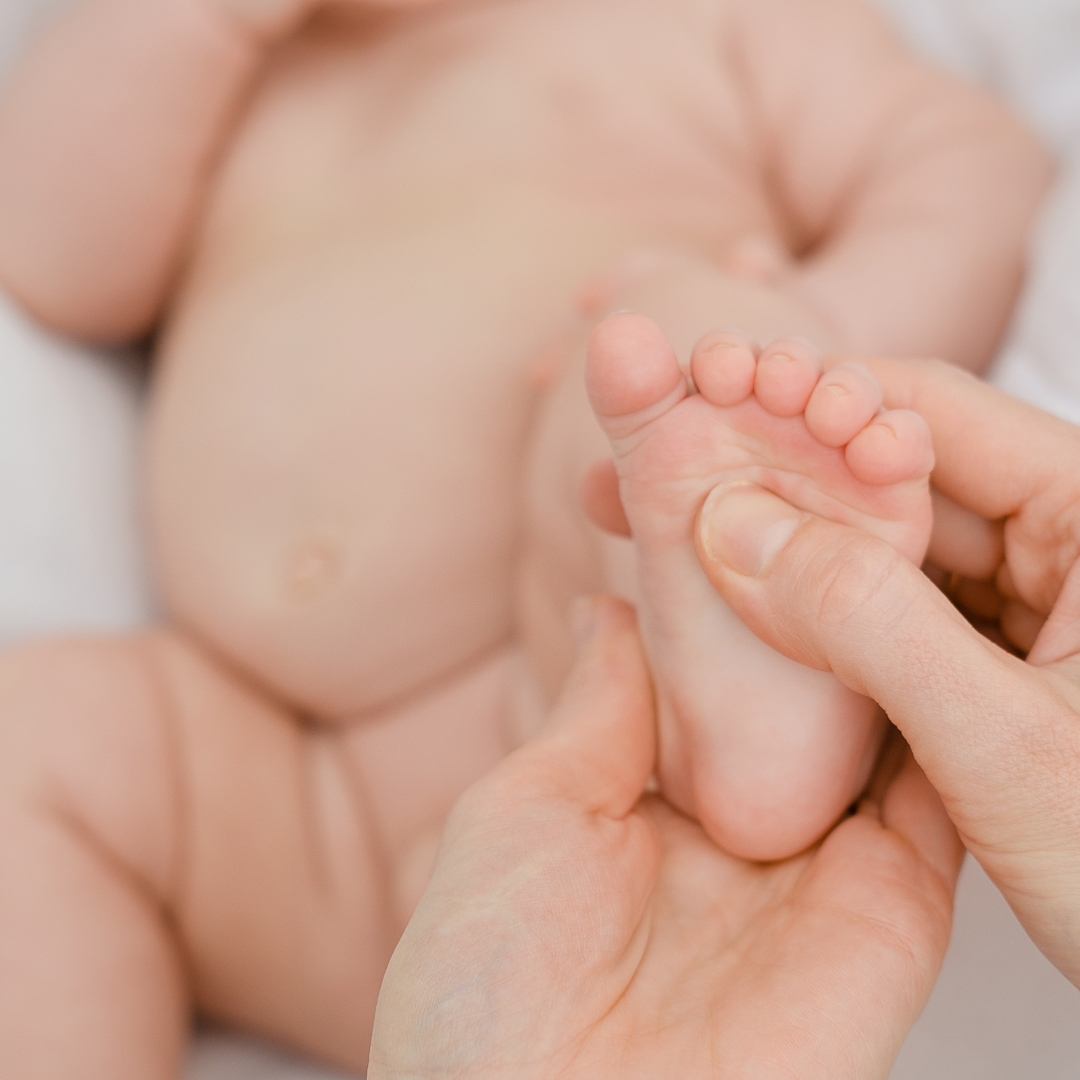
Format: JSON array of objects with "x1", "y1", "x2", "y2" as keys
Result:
[{"x1": 369, "y1": 600, "x2": 961, "y2": 1080}]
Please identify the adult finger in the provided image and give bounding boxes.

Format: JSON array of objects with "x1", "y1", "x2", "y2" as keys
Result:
[
  {"x1": 854, "y1": 357, "x2": 1080, "y2": 521},
  {"x1": 925, "y1": 488, "x2": 1002, "y2": 580},
  {"x1": 581, "y1": 458, "x2": 631, "y2": 536},
  {"x1": 844, "y1": 358, "x2": 1080, "y2": 616},
  {"x1": 494, "y1": 595, "x2": 656, "y2": 819},
  {"x1": 862, "y1": 731, "x2": 964, "y2": 893}
]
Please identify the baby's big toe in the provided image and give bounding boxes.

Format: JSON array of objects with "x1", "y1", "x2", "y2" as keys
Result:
[{"x1": 586, "y1": 314, "x2": 687, "y2": 441}]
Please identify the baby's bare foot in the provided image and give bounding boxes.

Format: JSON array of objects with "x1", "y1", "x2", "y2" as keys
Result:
[{"x1": 586, "y1": 313, "x2": 933, "y2": 860}]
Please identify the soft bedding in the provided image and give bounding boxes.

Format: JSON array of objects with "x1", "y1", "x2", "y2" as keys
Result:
[
  {"x1": 0, "y1": 0, "x2": 1077, "y2": 1076},
  {"x1": 875, "y1": 0, "x2": 1080, "y2": 427}
]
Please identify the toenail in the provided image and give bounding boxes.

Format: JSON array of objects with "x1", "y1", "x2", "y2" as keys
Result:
[
  {"x1": 697, "y1": 482, "x2": 804, "y2": 577},
  {"x1": 698, "y1": 330, "x2": 749, "y2": 349}
]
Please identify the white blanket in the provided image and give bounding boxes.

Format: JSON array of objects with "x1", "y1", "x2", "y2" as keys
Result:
[
  {"x1": 0, "y1": 1, "x2": 1077, "y2": 1077},
  {"x1": 872, "y1": 0, "x2": 1080, "y2": 425},
  {"x1": 0, "y1": 291, "x2": 150, "y2": 643}
]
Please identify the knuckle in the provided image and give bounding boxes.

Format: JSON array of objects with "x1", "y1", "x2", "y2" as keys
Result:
[
  {"x1": 1012, "y1": 680, "x2": 1080, "y2": 812},
  {"x1": 812, "y1": 532, "x2": 913, "y2": 638}
]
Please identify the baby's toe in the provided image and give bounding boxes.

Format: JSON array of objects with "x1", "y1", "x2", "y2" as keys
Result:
[
  {"x1": 804, "y1": 362, "x2": 883, "y2": 448},
  {"x1": 845, "y1": 408, "x2": 934, "y2": 485},
  {"x1": 690, "y1": 331, "x2": 757, "y2": 406},
  {"x1": 586, "y1": 313, "x2": 686, "y2": 440},
  {"x1": 754, "y1": 338, "x2": 821, "y2": 416}
]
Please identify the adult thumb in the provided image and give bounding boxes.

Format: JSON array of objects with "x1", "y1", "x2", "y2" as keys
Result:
[
  {"x1": 502, "y1": 596, "x2": 657, "y2": 820},
  {"x1": 693, "y1": 482, "x2": 1038, "y2": 805}
]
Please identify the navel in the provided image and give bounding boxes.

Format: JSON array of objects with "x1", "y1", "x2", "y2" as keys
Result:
[{"x1": 284, "y1": 535, "x2": 343, "y2": 603}]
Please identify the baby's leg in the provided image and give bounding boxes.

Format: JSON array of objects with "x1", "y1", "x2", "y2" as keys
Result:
[
  {"x1": 585, "y1": 312, "x2": 933, "y2": 860},
  {"x1": 735, "y1": 0, "x2": 1052, "y2": 371},
  {"x1": 0, "y1": 631, "x2": 399, "y2": 1077},
  {"x1": 0, "y1": 638, "x2": 187, "y2": 1077}
]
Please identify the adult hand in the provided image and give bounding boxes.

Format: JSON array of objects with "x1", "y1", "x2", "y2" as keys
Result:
[
  {"x1": 368, "y1": 598, "x2": 961, "y2": 1079},
  {"x1": 695, "y1": 358, "x2": 1080, "y2": 987}
]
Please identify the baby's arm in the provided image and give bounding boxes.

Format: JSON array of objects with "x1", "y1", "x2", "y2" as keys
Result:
[
  {"x1": 0, "y1": 0, "x2": 321, "y2": 343},
  {"x1": 734, "y1": 0, "x2": 1053, "y2": 371}
]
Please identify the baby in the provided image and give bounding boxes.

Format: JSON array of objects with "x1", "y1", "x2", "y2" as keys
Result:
[{"x1": 0, "y1": 0, "x2": 1050, "y2": 1074}]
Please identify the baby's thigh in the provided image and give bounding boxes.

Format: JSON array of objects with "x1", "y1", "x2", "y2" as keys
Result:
[
  {"x1": 154, "y1": 633, "x2": 398, "y2": 1069},
  {"x1": 0, "y1": 630, "x2": 395, "y2": 1071}
]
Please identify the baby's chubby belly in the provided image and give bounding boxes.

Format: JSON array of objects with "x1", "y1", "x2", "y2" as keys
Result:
[
  {"x1": 145, "y1": 0, "x2": 774, "y2": 724},
  {"x1": 149, "y1": 190, "x2": 611, "y2": 721}
]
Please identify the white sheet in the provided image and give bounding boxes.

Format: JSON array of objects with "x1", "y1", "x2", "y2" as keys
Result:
[
  {"x1": 872, "y1": 0, "x2": 1080, "y2": 154},
  {"x1": 992, "y1": 158, "x2": 1080, "y2": 424},
  {"x1": 0, "y1": 1, "x2": 1076, "y2": 1077},
  {"x1": 871, "y1": 0, "x2": 1080, "y2": 428},
  {"x1": 0, "y1": 290, "x2": 150, "y2": 643}
]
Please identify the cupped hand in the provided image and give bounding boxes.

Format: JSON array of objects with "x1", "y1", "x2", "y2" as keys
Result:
[
  {"x1": 695, "y1": 358, "x2": 1080, "y2": 986},
  {"x1": 368, "y1": 598, "x2": 961, "y2": 1079}
]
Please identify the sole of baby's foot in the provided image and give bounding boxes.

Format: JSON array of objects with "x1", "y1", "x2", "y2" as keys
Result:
[{"x1": 586, "y1": 313, "x2": 934, "y2": 861}]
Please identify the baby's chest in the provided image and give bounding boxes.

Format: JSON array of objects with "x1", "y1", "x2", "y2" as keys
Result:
[{"x1": 201, "y1": 0, "x2": 772, "y2": 270}]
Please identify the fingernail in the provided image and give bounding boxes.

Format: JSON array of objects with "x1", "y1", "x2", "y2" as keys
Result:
[
  {"x1": 698, "y1": 483, "x2": 803, "y2": 577},
  {"x1": 571, "y1": 596, "x2": 601, "y2": 653}
]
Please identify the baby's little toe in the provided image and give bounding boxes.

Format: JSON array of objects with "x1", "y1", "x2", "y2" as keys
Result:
[
  {"x1": 845, "y1": 408, "x2": 934, "y2": 485},
  {"x1": 754, "y1": 338, "x2": 821, "y2": 417},
  {"x1": 804, "y1": 362, "x2": 882, "y2": 448},
  {"x1": 690, "y1": 331, "x2": 757, "y2": 406}
]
